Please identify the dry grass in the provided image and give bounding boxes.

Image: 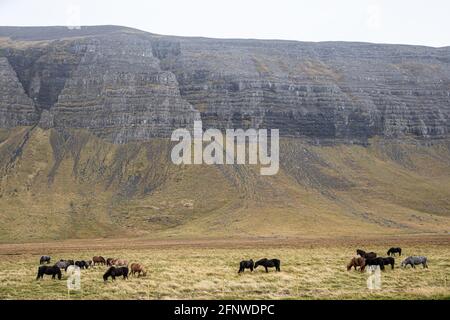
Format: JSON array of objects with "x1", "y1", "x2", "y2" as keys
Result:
[{"x1": 0, "y1": 239, "x2": 448, "y2": 300}]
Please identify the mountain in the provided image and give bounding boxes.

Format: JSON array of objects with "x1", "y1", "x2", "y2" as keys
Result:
[{"x1": 0, "y1": 26, "x2": 449, "y2": 242}]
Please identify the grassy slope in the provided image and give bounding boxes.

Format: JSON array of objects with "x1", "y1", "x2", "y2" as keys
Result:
[{"x1": 0, "y1": 126, "x2": 449, "y2": 242}]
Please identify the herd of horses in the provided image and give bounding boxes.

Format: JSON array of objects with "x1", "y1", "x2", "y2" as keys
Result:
[
  {"x1": 347, "y1": 247, "x2": 428, "y2": 272},
  {"x1": 36, "y1": 255, "x2": 147, "y2": 281},
  {"x1": 35, "y1": 246, "x2": 428, "y2": 283}
]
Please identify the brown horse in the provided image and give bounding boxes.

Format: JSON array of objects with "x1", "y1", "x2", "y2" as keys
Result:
[
  {"x1": 347, "y1": 256, "x2": 366, "y2": 272},
  {"x1": 92, "y1": 256, "x2": 106, "y2": 266},
  {"x1": 130, "y1": 263, "x2": 147, "y2": 277}
]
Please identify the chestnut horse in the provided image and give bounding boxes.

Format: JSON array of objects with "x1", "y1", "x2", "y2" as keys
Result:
[
  {"x1": 92, "y1": 256, "x2": 106, "y2": 266},
  {"x1": 347, "y1": 257, "x2": 366, "y2": 272},
  {"x1": 130, "y1": 263, "x2": 147, "y2": 277}
]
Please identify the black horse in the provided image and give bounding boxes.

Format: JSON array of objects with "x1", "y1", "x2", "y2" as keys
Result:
[
  {"x1": 75, "y1": 260, "x2": 89, "y2": 269},
  {"x1": 238, "y1": 259, "x2": 254, "y2": 273},
  {"x1": 365, "y1": 257, "x2": 385, "y2": 271},
  {"x1": 39, "y1": 255, "x2": 51, "y2": 265},
  {"x1": 103, "y1": 266, "x2": 129, "y2": 281},
  {"x1": 254, "y1": 258, "x2": 281, "y2": 273},
  {"x1": 387, "y1": 247, "x2": 402, "y2": 256},
  {"x1": 36, "y1": 265, "x2": 62, "y2": 280},
  {"x1": 356, "y1": 249, "x2": 377, "y2": 260},
  {"x1": 381, "y1": 257, "x2": 395, "y2": 269}
]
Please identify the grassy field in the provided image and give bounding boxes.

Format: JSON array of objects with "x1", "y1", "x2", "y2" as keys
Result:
[{"x1": 0, "y1": 236, "x2": 449, "y2": 300}]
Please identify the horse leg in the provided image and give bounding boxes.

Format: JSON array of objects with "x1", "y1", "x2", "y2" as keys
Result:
[{"x1": 265, "y1": 267, "x2": 268, "y2": 273}]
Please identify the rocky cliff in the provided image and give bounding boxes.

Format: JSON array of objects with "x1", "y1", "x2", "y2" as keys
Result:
[{"x1": 1, "y1": 26, "x2": 449, "y2": 142}]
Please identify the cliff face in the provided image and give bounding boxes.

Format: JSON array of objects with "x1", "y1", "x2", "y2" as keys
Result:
[
  {"x1": 155, "y1": 38, "x2": 450, "y2": 141},
  {"x1": 0, "y1": 26, "x2": 449, "y2": 142},
  {"x1": 0, "y1": 57, "x2": 38, "y2": 127}
]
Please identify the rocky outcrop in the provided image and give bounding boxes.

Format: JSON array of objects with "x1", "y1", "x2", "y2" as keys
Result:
[
  {"x1": 0, "y1": 57, "x2": 39, "y2": 127},
  {"x1": 51, "y1": 34, "x2": 200, "y2": 143},
  {"x1": 0, "y1": 26, "x2": 449, "y2": 143}
]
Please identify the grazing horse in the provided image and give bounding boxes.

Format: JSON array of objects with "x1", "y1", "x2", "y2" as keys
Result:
[
  {"x1": 254, "y1": 258, "x2": 281, "y2": 273},
  {"x1": 387, "y1": 247, "x2": 402, "y2": 256},
  {"x1": 401, "y1": 256, "x2": 428, "y2": 269},
  {"x1": 39, "y1": 255, "x2": 51, "y2": 265},
  {"x1": 106, "y1": 258, "x2": 116, "y2": 266},
  {"x1": 356, "y1": 249, "x2": 377, "y2": 260},
  {"x1": 347, "y1": 257, "x2": 366, "y2": 272},
  {"x1": 75, "y1": 260, "x2": 89, "y2": 269},
  {"x1": 381, "y1": 257, "x2": 395, "y2": 269},
  {"x1": 36, "y1": 265, "x2": 62, "y2": 280},
  {"x1": 238, "y1": 259, "x2": 254, "y2": 273},
  {"x1": 112, "y1": 259, "x2": 128, "y2": 267},
  {"x1": 365, "y1": 257, "x2": 385, "y2": 271},
  {"x1": 92, "y1": 256, "x2": 106, "y2": 266},
  {"x1": 55, "y1": 260, "x2": 74, "y2": 271},
  {"x1": 130, "y1": 263, "x2": 147, "y2": 277},
  {"x1": 103, "y1": 267, "x2": 129, "y2": 281}
]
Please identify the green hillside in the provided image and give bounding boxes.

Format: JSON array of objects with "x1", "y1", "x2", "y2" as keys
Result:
[{"x1": 0, "y1": 126, "x2": 449, "y2": 242}]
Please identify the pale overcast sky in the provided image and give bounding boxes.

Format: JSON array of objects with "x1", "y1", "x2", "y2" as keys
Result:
[{"x1": 0, "y1": 0, "x2": 449, "y2": 47}]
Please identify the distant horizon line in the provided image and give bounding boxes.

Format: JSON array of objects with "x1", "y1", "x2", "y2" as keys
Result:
[{"x1": 1, "y1": 24, "x2": 449, "y2": 49}]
